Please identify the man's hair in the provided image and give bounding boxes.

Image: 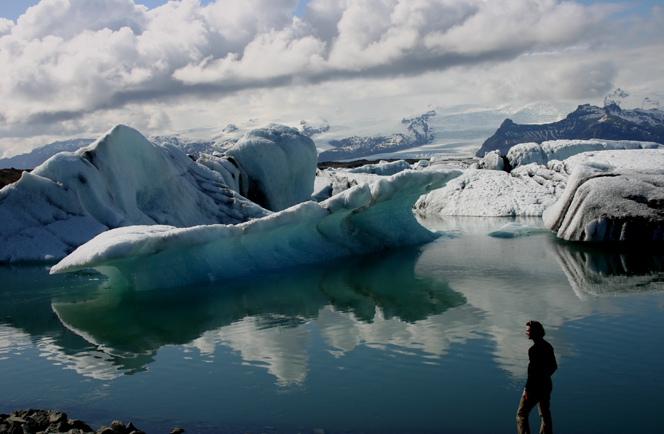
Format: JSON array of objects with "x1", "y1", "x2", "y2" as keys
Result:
[{"x1": 527, "y1": 320, "x2": 545, "y2": 337}]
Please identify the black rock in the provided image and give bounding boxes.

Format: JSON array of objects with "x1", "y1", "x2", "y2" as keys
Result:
[{"x1": 109, "y1": 421, "x2": 125, "y2": 433}]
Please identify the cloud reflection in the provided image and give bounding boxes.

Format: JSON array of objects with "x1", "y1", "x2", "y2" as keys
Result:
[{"x1": 3, "y1": 226, "x2": 664, "y2": 385}]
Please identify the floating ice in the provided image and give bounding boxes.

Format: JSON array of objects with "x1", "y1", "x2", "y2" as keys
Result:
[
  {"x1": 414, "y1": 169, "x2": 560, "y2": 217},
  {"x1": 346, "y1": 160, "x2": 412, "y2": 176},
  {"x1": 477, "y1": 150, "x2": 506, "y2": 171},
  {"x1": 225, "y1": 124, "x2": 317, "y2": 211},
  {"x1": 543, "y1": 150, "x2": 664, "y2": 241},
  {"x1": 487, "y1": 223, "x2": 551, "y2": 238},
  {"x1": 0, "y1": 125, "x2": 269, "y2": 263},
  {"x1": 50, "y1": 169, "x2": 461, "y2": 289},
  {"x1": 507, "y1": 139, "x2": 660, "y2": 169}
]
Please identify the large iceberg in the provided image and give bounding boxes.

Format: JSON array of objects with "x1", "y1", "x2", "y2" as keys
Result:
[
  {"x1": 543, "y1": 164, "x2": 664, "y2": 242},
  {"x1": 506, "y1": 139, "x2": 660, "y2": 169},
  {"x1": 413, "y1": 168, "x2": 560, "y2": 217},
  {"x1": 51, "y1": 169, "x2": 461, "y2": 289},
  {"x1": 225, "y1": 124, "x2": 317, "y2": 212},
  {"x1": 0, "y1": 125, "x2": 269, "y2": 262}
]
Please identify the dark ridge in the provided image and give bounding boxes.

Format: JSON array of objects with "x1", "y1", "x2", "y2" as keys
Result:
[
  {"x1": 0, "y1": 168, "x2": 30, "y2": 189},
  {"x1": 317, "y1": 158, "x2": 421, "y2": 170},
  {"x1": 476, "y1": 103, "x2": 664, "y2": 157}
]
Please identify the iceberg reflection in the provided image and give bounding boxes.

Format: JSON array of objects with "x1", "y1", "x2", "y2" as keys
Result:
[
  {"x1": 47, "y1": 246, "x2": 465, "y2": 383},
  {"x1": 553, "y1": 242, "x2": 664, "y2": 300}
]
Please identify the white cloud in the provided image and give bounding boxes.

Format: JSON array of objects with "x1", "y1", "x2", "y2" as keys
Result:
[{"x1": 0, "y1": 0, "x2": 662, "y2": 156}]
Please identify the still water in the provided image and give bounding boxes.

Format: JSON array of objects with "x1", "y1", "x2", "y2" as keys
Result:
[{"x1": 1, "y1": 217, "x2": 664, "y2": 434}]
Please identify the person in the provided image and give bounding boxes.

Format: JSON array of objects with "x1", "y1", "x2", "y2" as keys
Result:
[{"x1": 516, "y1": 320, "x2": 557, "y2": 434}]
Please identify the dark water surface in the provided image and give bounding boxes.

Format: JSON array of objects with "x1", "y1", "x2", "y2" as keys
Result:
[{"x1": 2, "y1": 217, "x2": 664, "y2": 434}]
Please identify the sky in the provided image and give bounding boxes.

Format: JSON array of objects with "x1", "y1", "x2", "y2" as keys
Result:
[{"x1": 0, "y1": 0, "x2": 663, "y2": 157}]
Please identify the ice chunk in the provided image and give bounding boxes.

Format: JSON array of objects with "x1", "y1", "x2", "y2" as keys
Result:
[
  {"x1": 476, "y1": 150, "x2": 507, "y2": 171},
  {"x1": 507, "y1": 139, "x2": 660, "y2": 169},
  {"x1": 225, "y1": 124, "x2": 317, "y2": 211},
  {"x1": 414, "y1": 169, "x2": 559, "y2": 217},
  {"x1": 0, "y1": 124, "x2": 268, "y2": 263},
  {"x1": 346, "y1": 160, "x2": 411, "y2": 176},
  {"x1": 488, "y1": 223, "x2": 551, "y2": 238},
  {"x1": 50, "y1": 169, "x2": 462, "y2": 290},
  {"x1": 543, "y1": 160, "x2": 664, "y2": 242}
]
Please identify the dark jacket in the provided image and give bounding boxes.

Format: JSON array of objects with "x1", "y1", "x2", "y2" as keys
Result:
[{"x1": 525, "y1": 338, "x2": 557, "y2": 394}]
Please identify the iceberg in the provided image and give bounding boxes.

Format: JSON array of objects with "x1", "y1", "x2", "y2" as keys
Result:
[
  {"x1": 50, "y1": 169, "x2": 461, "y2": 290},
  {"x1": 0, "y1": 125, "x2": 269, "y2": 263},
  {"x1": 414, "y1": 168, "x2": 560, "y2": 217},
  {"x1": 543, "y1": 165, "x2": 664, "y2": 242},
  {"x1": 346, "y1": 160, "x2": 412, "y2": 176},
  {"x1": 225, "y1": 124, "x2": 318, "y2": 211},
  {"x1": 507, "y1": 139, "x2": 660, "y2": 169},
  {"x1": 543, "y1": 150, "x2": 664, "y2": 242}
]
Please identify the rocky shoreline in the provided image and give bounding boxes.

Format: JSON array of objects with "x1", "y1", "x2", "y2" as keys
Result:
[{"x1": 0, "y1": 410, "x2": 184, "y2": 434}]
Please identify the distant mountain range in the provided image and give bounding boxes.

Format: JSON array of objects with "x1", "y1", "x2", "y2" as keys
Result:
[
  {"x1": 316, "y1": 111, "x2": 436, "y2": 162},
  {"x1": 476, "y1": 103, "x2": 664, "y2": 157},
  {"x1": 3, "y1": 99, "x2": 663, "y2": 170},
  {"x1": 0, "y1": 138, "x2": 95, "y2": 170}
]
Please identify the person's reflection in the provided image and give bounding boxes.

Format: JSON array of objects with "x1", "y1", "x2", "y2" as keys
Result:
[{"x1": 516, "y1": 321, "x2": 557, "y2": 434}]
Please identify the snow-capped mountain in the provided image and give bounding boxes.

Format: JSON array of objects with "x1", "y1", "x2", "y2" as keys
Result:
[
  {"x1": 316, "y1": 111, "x2": 437, "y2": 162},
  {"x1": 0, "y1": 102, "x2": 576, "y2": 169},
  {"x1": 0, "y1": 138, "x2": 95, "y2": 169},
  {"x1": 477, "y1": 103, "x2": 664, "y2": 157}
]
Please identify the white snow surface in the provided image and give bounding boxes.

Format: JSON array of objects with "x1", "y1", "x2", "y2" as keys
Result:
[
  {"x1": 51, "y1": 169, "x2": 462, "y2": 290},
  {"x1": 414, "y1": 168, "x2": 560, "y2": 217},
  {"x1": 225, "y1": 124, "x2": 317, "y2": 212},
  {"x1": 0, "y1": 124, "x2": 268, "y2": 262},
  {"x1": 507, "y1": 139, "x2": 660, "y2": 169}
]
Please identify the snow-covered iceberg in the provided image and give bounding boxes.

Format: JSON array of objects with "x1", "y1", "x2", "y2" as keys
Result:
[
  {"x1": 413, "y1": 168, "x2": 560, "y2": 217},
  {"x1": 225, "y1": 124, "x2": 317, "y2": 212},
  {"x1": 543, "y1": 150, "x2": 664, "y2": 242},
  {"x1": 0, "y1": 125, "x2": 269, "y2": 263},
  {"x1": 50, "y1": 169, "x2": 461, "y2": 289},
  {"x1": 507, "y1": 139, "x2": 660, "y2": 169}
]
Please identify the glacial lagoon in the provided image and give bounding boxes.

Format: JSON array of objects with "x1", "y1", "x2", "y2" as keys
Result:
[{"x1": 2, "y1": 217, "x2": 664, "y2": 434}]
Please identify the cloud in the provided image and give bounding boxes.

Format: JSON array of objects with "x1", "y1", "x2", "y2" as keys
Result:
[{"x1": 0, "y1": 0, "x2": 662, "y2": 156}]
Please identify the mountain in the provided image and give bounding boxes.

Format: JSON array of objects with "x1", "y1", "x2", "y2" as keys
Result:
[
  {"x1": 0, "y1": 102, "x2": 573, "y2": 169},
  {"x1": 477, "y1": 103, "x2": 664, "y2": 157},
  {"x1": 316, "y1": 111, "x2": 437, "y2": 162},
  {"x1": 0, "y1": 138, "x2": 94, "y2": 169}
]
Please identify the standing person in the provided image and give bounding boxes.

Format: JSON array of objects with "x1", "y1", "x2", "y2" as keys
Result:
[{"x1": 516, "y1": 320, "x2": 557, "y2": 434}]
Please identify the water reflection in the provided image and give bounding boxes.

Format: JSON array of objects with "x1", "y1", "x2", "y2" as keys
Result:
[
  {"x1": 553, "y1": 242, "x2": 664, "y2": 300},
  {"x1": 1, "y1": 247, "x2": 465, "y2": 383},
  {"x1": 4, "y1": 224, "x2": 664, "y2": 388}
]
